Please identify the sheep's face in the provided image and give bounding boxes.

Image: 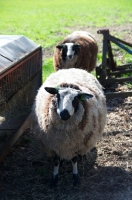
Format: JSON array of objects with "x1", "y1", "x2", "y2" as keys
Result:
[
  {"x1": 45, "y1": 87, "x2": 93, "y2": 121},
  {"x1": 56, "y1": 43, "x2": 81, "y2": 61}
]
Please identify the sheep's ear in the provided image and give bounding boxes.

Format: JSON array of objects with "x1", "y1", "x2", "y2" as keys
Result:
[
  {"x1": 78, "y1": 93, "x2": 93, "y2": 100},
  {"x1": 56, "y1": 44, "x2": 65, "y2": 49},
  {"x1": 74, "y1": 43, "x2": 81, "y2": 47},
  {"x1": 73, "y1": 43, "x2": 81, "y2": 50},
  {"x1": 45, "y1": 87, "x2": 58, "y2": 94}
]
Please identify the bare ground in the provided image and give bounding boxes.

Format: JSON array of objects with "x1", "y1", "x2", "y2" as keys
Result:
[{"x1": 0, "y1": 24, "x2": 132, "y2": 200}]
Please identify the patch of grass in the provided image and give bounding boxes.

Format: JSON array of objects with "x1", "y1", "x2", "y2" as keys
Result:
[
  {"x1": 91, "y1": 70, "x2": 96, "y2": 77},
  {"x1": 1, "y1": 0, "x2": 132, "y2": 49},
  {"x1": 124, "y1": 54, "x2": 132, "y2": 64},
  {"x1": 42, "y1": 58, "x2": 55, "y2": 82},
  {"x1": 126, "y1": 83, "x2": 132, "y2": 89},
  {"x1": 97, "y1": 53, "x2": 103, "y2": 65}
]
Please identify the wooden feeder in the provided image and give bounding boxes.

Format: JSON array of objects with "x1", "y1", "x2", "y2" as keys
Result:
[
  {"x1": 0, "y1": 35, "x2": 42, "y2": 163},
  {"x1": 96, "y1": 29, "x2": 132, "y2": 98}
]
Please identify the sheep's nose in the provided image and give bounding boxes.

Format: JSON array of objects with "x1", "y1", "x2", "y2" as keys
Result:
[
  {"x1": 67, "y1": 55, "x2": 73, "y2": 60},
  {"x1": 60, "y1": 109, "x2": 70, "y2": 121}
]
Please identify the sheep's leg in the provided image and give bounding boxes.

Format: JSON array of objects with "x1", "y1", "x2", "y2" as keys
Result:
[
  {"x1": 50, "y1": 155, "x2": 60, "y2": 187},
  {"x1": 72, "y1": 156, "x2": 80, "y2": 186}
]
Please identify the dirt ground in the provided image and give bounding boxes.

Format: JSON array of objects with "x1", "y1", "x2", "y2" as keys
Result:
[{"x1": 0, "y1": 24, "x2": 132, "y2": 200}]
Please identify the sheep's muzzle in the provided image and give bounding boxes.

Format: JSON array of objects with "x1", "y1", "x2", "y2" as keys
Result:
[{"x1": 60, "y1": 109, "x2": 70, "y2": 121}]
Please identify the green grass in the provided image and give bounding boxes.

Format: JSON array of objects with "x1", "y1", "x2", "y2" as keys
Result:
[
  {"x1": 0, "y1": 0, "x2": 132, "y2": 80},
  {"x1": 1, "y1": 0, "x2": 132, "y2": 48},
  {"x1": 42, "y1": 58, "x2": 55, "y2": 82}
]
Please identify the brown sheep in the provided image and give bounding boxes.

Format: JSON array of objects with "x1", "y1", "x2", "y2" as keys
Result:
[{"x1": 53, "y1": 31, "x2": 98, "y2": 72}]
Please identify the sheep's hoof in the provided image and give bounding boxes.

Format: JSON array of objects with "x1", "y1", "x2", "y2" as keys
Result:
[
  {"x1": 73, "y1": 173, "x2": 80, "y2": 186},
  {"x1": 50, "y1": 174, "x2": 58, "y2": 187}
]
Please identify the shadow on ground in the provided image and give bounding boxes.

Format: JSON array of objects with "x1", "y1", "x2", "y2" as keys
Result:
[{"x1": 0, "y1": 135, "x2": 132, "y2": 200}]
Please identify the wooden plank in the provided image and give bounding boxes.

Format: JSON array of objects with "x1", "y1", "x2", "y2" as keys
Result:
[
  {"x1": 105, "y1": 91, "x2": 132, "y2": 99},
  {"x1": 0, "y1": 35, "x2": 40, "y2": 73},
  {"x1": 109, "y1": 35, "x2": 132, "y2": 55},
  {"x1": 118, "y1": 63, "x2": 132, "y2": 68},
  {"x1": 104, "y1": 76, "x2": 132, "y2": 84},
  {"x1": 101, "y1": 30, "x2": 109, "y2": 83},
  {"x1": 0, "y1": 114, "x2": 31, "y2": 163},
  {"x1": 107, "y1": 40, "x2": 116, "y2": 71},
  {"x1": 109, "y1": 34, "x2": 132, "y2": 48},
  {"x1": 110, "y1": 69, "x2": 132, "y2": 75}
]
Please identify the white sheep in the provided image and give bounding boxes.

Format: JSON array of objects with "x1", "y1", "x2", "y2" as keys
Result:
[
  {"x1": 53, "y1": 31, "x2": 98, "y2": 72},
  {"x1": 31, "y1": 68, "x2": 107, "y2": 187}
]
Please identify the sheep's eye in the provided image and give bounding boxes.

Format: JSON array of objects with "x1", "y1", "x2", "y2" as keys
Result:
[
  {"x1": 72, "y1": 96, "x2": 78, "y2": 105},
  {"x1": 72, "y1": 96, "x2": 79, "y2": 112},
  {"x1": 57, "y1": 93, "x2": 60, "y2": 104}
]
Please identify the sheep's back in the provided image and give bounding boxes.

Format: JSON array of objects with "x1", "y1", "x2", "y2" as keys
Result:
[{"x1": 44, "y1": 68, "x2": 102, "y2": 91}]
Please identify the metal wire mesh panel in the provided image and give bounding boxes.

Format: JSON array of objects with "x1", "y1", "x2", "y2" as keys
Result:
[{"x1": 0, "y1": 49, "x2": 42, "y2": 104}]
